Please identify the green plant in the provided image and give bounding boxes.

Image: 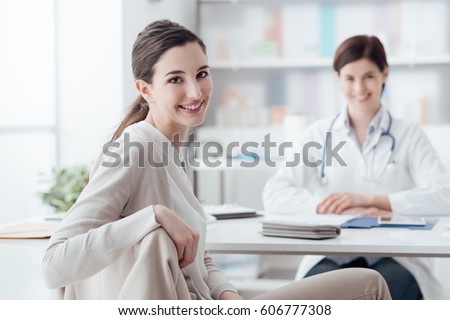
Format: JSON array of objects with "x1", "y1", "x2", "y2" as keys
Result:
[{"x1": 39, "y1": 165, "x2": 90, "y2": 213}]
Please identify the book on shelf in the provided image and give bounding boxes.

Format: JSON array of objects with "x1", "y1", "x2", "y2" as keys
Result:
[{"x1": 203, "y1": 204, "x2": 261, "y2": 220}]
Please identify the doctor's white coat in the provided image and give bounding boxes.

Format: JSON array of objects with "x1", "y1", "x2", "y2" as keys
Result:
[{"x1": 263, "y1": 108, "x2": 450, "y2": 299}]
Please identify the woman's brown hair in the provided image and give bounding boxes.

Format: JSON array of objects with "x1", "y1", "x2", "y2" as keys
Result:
[
  {"x1": 111, "y1": 20, "x2": 206, "y2": 141},
  {"x1": 333, "y1": 35, "x2": 388, "y2": 73}
]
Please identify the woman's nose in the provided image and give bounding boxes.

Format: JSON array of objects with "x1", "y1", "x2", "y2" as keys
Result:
[
  {"x1": 186, "y1": 80, "x2": 202, "y2": 99},
  {"x1": 353, "y1": 80, "x2": 365, "y2": 93}
]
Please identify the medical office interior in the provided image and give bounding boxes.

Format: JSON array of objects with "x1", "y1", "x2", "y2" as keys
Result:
[{"x1": 1, "y1": 0, "x2": 450, "y2": 299}]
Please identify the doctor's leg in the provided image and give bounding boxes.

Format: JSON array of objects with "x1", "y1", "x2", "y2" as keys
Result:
[
  {"x1": 303, "y1": 258, "x2": 341, "y2": 278},
  {"x1": 371, "y1": 258, "x2": 422, "y2": 300},
  {"x1": 253, "y1": 268, "x2": 391, "y2": 300}
]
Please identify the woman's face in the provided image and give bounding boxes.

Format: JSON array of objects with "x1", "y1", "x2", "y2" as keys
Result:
[
  {"x1": 337, "y1": 58, "x2": 388, "y2": 114},
  {"x1": 143, "y1": 41, "x2": 212, "y2": 134}
]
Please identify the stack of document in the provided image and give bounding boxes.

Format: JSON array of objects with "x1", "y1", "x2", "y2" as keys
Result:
[
  {"x1": 203, "y1": 204, "x2": 261, "y2": 220},
  {"x1": 261, "y1": 220, "x2": 341, "y2": 240},
  {"x1": 261, "y1": 215, "x2": 355, "y2": 240}
]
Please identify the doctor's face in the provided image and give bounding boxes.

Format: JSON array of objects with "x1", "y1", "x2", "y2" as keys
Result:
[{"x1": 337, "y1": 58, "x2": 388, "y2": 114}]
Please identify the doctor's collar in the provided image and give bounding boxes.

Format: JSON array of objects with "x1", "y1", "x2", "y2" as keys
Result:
[
  {"x1": 331, "y1": 108, "x2": 350, "y2": 133},
  {"x1": 377, "y1": 106, "x2": 392, "y2": 133},
  {"x1": 335, "y1": 105, "x2": 388, "y2": 134},
  {"x1": 368, "y1": 107, "x2": 384, "y2": 134}
]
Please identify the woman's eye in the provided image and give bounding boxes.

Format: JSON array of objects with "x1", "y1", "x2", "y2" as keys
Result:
[
  {"x1": 197, "y1": 71, "x2": 209, "y2": 78},
  {"x1": 169, "y1": 77, "x2": 182, "y2": 84}
]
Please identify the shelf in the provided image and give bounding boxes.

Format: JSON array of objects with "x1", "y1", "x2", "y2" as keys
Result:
[
  {"x1": 209, "y1": 57, "x2": 331, "y2": 70},
  {"x1": 209, "y1": 54, "x2": 450, "y2": 70},
  {"x1": 0, "y1": 126, "x2": 55, "y2": 134}
]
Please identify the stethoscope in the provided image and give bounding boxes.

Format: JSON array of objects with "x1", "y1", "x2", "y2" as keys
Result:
[{"x1": 319, "y1": 110, "x2": 396, "y2": 186}]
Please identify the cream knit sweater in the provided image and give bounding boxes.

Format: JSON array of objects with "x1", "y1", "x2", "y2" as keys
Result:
[{"x1": 42, "y1": 121, "x2": 237, "y2": 299}]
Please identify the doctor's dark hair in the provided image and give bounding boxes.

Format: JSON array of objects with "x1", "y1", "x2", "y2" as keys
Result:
[
  {"x1": 111, "y1": 19, "x2": 207, "y2": 141},
  {"x1": 333, "y1": 35, "x2": 388, "y2": 73}
]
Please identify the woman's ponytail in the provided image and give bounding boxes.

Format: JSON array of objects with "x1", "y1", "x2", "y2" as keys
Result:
[{"x1": 110, "y1": 96, "x2": 149, "y2": 141}]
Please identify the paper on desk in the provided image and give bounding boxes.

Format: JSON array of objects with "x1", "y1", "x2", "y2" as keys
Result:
[
  {"x1": 264, "y1": 214, "x2": 357, "y2": 226},
  {"x1": 0, "y1": 222, "x2": 59, "y2": 239}
]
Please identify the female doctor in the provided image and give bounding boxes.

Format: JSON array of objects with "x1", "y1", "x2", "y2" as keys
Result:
[{"x1": 263, "y1": 35, "x2": 450, "y2": 299}]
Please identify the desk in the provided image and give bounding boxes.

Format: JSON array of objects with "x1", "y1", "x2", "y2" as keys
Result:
[
  {"x1": 4, "y1": 216, "x2": 450, "y2": 257},
  {"x1": 206, "y1": 217, "x2": 450, "y2": 257},
  {"x1": 3, "y1": 216, "x2": 450, "y2": 299}
]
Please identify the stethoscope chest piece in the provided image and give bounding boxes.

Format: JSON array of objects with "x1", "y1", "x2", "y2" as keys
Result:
[{"x1": 320, "y1": 176, "x2": 328, "y2": 186}]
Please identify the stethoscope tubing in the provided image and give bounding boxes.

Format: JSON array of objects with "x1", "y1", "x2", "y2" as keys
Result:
[{"x1": 320, "y1": 110, "x2": 395, "y2": 186}]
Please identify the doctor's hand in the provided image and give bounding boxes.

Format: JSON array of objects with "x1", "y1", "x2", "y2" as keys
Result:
[
  {"x1": 317, "y1": 192, "x2": 372, "y2": 214},
  {"x1": 317, "y1": 193, "x2": 392, "y2": 214},
  {"x1": 154, "y1": 204, "x2": 200, "y2": 269}
]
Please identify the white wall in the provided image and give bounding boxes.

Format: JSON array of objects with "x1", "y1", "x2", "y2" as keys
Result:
[
  {"x1": 0, "y1": 0, "x2": 125, "y2": 299},
  {"x1": 56, "y1": 0, "x2": 124, "y2": 167},
  {"x1": 0, "y1": 0, "x2": 56, "y2": 224}
]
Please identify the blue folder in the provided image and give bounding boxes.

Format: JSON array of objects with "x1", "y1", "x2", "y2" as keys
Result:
[{"x1": 341, "y1": 217, "x2": 438, "y2": 230}]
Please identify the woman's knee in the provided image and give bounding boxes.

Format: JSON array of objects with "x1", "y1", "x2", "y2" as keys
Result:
[
  {"x1": 141, "y1": 227, "x2": 178, "y2": 261},
  {"x1": 351, "y1": 268, "x2": 391, "y2": 300}
]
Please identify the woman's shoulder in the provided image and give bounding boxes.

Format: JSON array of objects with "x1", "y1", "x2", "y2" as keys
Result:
[
  {"x1": 96, "y1": 121, "x2": 169, "y2": 171},
  {"x1": 120, "y1": 121, "x2": 165, "y2": 144}
]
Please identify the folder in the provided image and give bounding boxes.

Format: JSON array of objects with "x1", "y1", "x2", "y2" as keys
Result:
[
  {"x1": 0, "y1": 222, "x2": 59, "y2": 239},
  {"x1": 341, "y1": 217, "x2": 437, "y2": 230}
]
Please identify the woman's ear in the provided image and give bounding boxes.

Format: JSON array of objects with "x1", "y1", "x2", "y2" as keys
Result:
[
  {"x1": 382, "y1": 67, "x2": 389, "y2": 82},
  {"x1": 135, "y1": 80, "x2": 154, "y2": 103}
]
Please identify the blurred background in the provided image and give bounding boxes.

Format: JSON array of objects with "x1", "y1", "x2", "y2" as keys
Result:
[{"x1": 1, "y1": 0, "x2": 449, "y2": 298}]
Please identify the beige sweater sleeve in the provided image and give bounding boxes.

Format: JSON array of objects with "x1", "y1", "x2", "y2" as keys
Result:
[{"x1": 42, "y1": 139, "x2": 161, "y2": 289}]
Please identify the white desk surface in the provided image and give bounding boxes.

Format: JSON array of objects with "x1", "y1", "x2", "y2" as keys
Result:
[
  {"x1": 205, "y1": 216, "x2": 450, "y2": 257},
  {"x1": 3, "y1": 216, "x2": 450, "y2": 258}
]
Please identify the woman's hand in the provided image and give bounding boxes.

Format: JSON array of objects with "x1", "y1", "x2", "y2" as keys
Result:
[
  {"x1": 220, "y1": 291, "x2": 244, "y2": 300},
  {"x1": 154, "y1": 205, "x2": 200, "y2": 269}
]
